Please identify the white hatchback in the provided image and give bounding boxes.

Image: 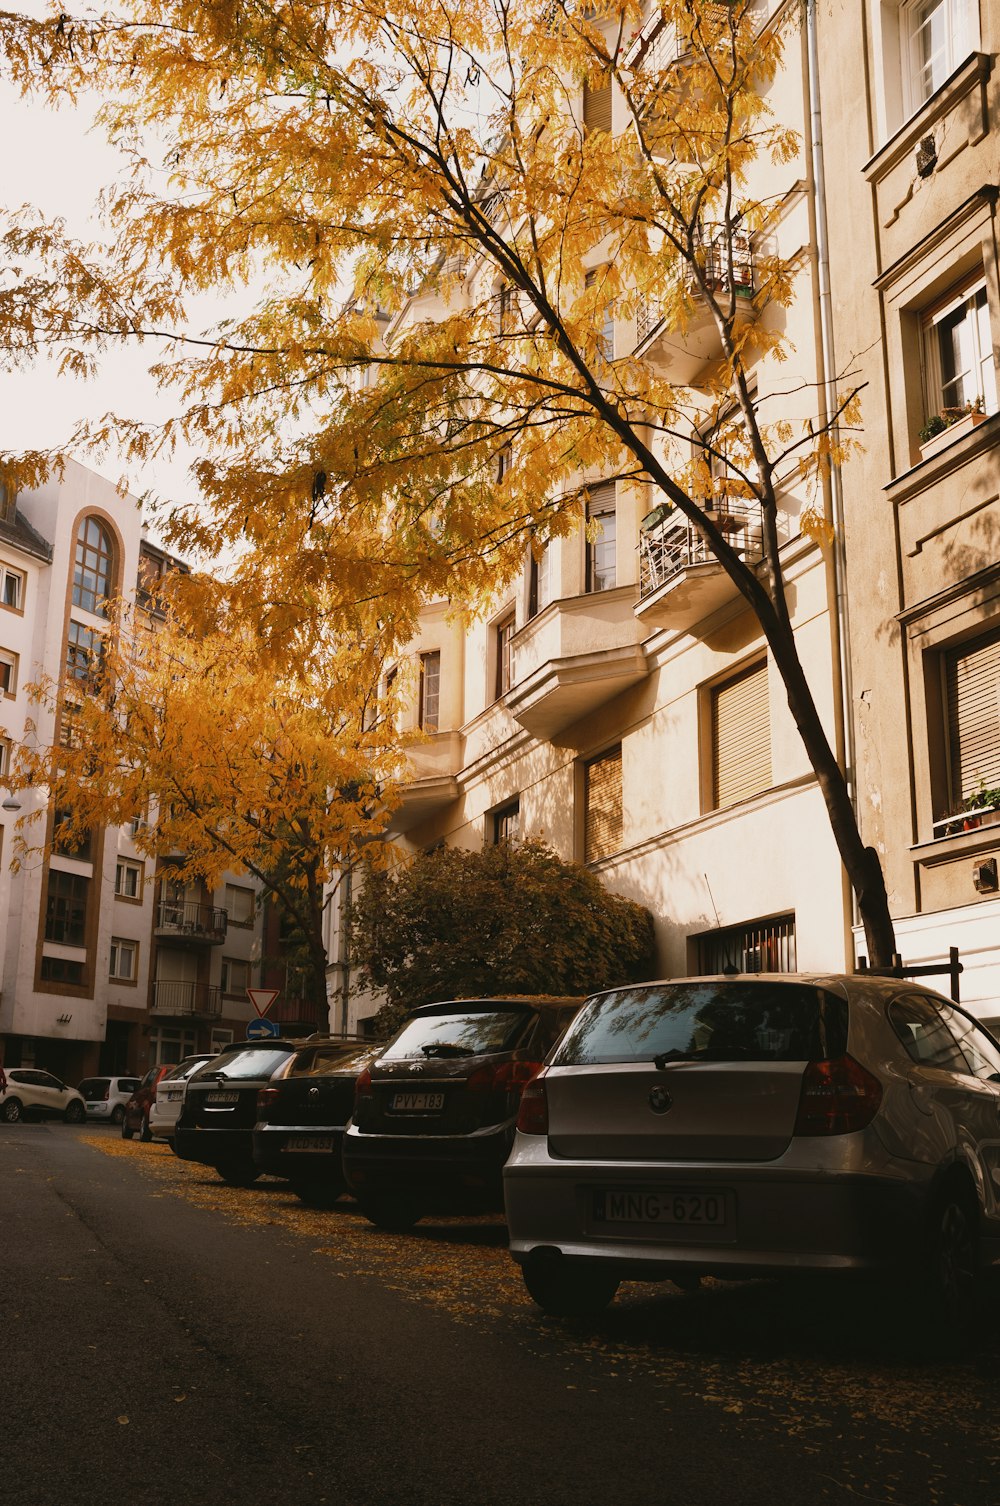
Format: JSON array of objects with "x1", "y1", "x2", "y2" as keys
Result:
[
  {"x1": 1, "y1": 1068, "x2": 87, "y2": 1124},
  {"x1": 77, "y1": 1075, "x2": 141, "y2": 1125},
  {"x1": 148, "y1": 1054, "x2": 216, "y2": 1147}
]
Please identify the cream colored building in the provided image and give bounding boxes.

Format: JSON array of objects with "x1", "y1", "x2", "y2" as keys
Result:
[
  {"x1": 330, "y1": 2, "x2": 869, "y2": 1034},
  {"x1": 819, "y1": 0, "x2": 1000, "y2": 1007}
]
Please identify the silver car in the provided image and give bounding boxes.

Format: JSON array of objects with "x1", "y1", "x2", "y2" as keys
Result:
[
  {"x1": 503, "y1": 974, "x2": 1000, "y2": 1318},
  {"x1": 148, "y1": 1053, "x2": 216, "y2": 1149}
]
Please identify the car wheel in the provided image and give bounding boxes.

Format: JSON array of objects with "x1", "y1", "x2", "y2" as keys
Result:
[
  {"x1": 138, "y1": 1114, "x2": 153, "y2": 1144},
  {"x1": 63, "y1": 1101, "x2": 86, "y2": 1124},
  {"x1": 214, "y1": 1160, "x2": 261, "y2": 1188},
  {"x1": 291, "y1": 1176, "x2": 345, "y2": 1210},
  {"x1": 121, "y1": 1118, "x2": 136, "y2": 1140},
  {"x1": 169, "y1": 1137, "x2": 181, "y2": 1157},
  {"x1": 2, "y1": 1097, "x2": 23, "y2": 1124},
  {"x1": 522, "y1": 1259, "x2": 621, "y2": 1317},
  {"x1": 928, "y1": 1184, "x2": 979, "y2": 1322},
  {"x1": 111, "y1": 1105, "x2": 126, "y2": 1126},
  {"x1": 358, "y1": 1194, "x2": 422, "y2": 1232}
]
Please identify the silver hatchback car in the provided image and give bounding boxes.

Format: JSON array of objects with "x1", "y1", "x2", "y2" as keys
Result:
[{"x1": 503, "y1": 974, "x2": 1000, "y2": 1317}]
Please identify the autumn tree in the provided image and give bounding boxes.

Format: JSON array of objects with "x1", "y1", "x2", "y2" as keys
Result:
[
  {"x1": 9, "y1": 581, "x2": 404, "y2": 1010},
  {"x1": 0, "y1": 0, "x2": 897, "y2": 963},
  {"x1": 351, "y1": 840, "x2": 657, "y2": 1034}
]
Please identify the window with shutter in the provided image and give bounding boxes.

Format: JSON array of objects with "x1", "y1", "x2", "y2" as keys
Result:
[
  {"x1": 712, "y1": 660, "x2": 771, "y2": 809},
  {"x1": 945, "y1": 630, "x2": 1000, "y2": 802},
  {"x1": 586, "y1": 481, "x2": 617, "y2": 592},
  {"x1": 582, "y1": 76, "x2": 612, "y2": 133},
  {"x1": 584, "y1": 746, "x2": 623, "y2": 863}
]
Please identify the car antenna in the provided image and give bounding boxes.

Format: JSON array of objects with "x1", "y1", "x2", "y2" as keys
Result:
[{"x1": 704, "y1": 873, "x2": 739, "y2": 975}]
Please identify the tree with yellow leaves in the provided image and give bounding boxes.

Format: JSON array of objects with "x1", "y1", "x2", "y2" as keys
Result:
[
  {"x1": 9, "y1": 581, "x2": 404, "y2": 1010},
  {"x1": 0, "y1": 0, "x2": 897, "y2": 963}
]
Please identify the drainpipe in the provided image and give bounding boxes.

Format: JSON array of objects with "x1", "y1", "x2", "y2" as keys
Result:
[
  {"x1": 339, "y1": 865, "x2": 353, "y2": 1036},
  {"x1": 805, "y1": 0, "x2": 860, "y2": 964}
]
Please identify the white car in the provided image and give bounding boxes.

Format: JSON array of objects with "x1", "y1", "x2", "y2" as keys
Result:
[
  {"x1": 148, "y1": 1054, "x2": 216, "y2": 1147},
  {"x1": 1, "y1": 1068, "x2": 87, "y2": 1124},
  {"x1": 77, "y1": 1075, "x2": 141, "y2": 1125}
]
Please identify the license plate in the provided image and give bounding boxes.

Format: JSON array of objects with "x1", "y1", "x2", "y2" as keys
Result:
[
  {"x1": 205, "y1": 1090, "x2": 240, "y2": 1105},
  {"x1": 286, "y1": 1135, "x2": 334, "y2": 1152},
  {"x1": 390, "y1": 1092, "x2": 445, "y2": 1112},
  {"x1": 593, "y1": 1189, "x2": 728, "y2": 1227},
  {"x1": 163, "y1": 1089, "x2": 183, "y2": 1102}
]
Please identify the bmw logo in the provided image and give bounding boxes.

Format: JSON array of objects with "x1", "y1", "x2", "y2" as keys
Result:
[{"x1": 649, "y1": 1086, "x2": 673, "y2": 1114}]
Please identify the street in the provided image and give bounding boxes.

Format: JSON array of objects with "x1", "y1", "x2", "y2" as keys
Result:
[{"x1": 3, "y1": 1125, "x2": 999, "y2": 1506}]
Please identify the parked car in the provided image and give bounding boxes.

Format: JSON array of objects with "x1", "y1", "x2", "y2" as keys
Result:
[
  {"x1": 77, "y1": 1075, "x2": 141, "y2": 1126},
  {"x1": 175, "y1": 1039, "x2": 299, "y2": 1185},
  {"x1": 342, "y1": 996, "x2": 583, "y2": 1229},
  {"x1": 0, "y1": 1068, "x2": 87, "y2": 1124},
  {"x1": 148, "y1": 1054, "x2": 216, "y2": 1149},
  {"x1": 122, "y1": 1064, "x2": 177, "y2": 1141},
  {"x1": 253, "y1": 1039, "x2": 383, "y2": 1206},
  {"x1": 504, "y1": 974, "x2": 1000, "y2": 1319}
]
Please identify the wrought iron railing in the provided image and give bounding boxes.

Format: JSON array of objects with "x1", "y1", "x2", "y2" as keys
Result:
[
  {"x1": 155, "y1": 899, "x2": 228, "y2": 941},
  {"x1": 150, "y1": 980, "x2": 223, "y2": 1018},
  {"x1": 638, "y1": 499, "x2": 764, "y2": 598},
  {"x1": 635, "y1": 228, "x2": 756, "y2": 348}
]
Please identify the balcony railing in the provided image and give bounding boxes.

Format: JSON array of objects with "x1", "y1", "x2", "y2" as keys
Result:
[
  {"x1": 636, "y1": 228, "x2": 755, "y2": 347},
  {"x1": 150, "y1": 980, "x2": 223, "y2": 1018},
  {"x1": 154, "y1": 899, "x2": 228, "y2": 944},
  {"x1": 638, "y1": 498, "x2": 764, "y2": 598}
]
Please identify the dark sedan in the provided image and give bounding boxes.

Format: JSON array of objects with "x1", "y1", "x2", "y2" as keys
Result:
[{"x1": 175, "y1": 1040, "x2": 299, "y2": 1184}]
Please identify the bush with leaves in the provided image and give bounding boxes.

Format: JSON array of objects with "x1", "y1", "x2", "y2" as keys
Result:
[{"x1": 351, "y1": 840, "x2": 657, "y2": 1034}]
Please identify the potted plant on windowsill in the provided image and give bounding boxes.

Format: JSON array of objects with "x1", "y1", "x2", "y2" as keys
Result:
[
  {"x1": 918, "y1": 397, "x2": 988, "y2": 459},
  {"x1": 939, "y1": 786, "x2": 1000, "y2": 837}
]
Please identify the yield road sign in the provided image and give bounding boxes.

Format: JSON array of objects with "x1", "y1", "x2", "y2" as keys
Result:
[{"x1": 247, "y1": 987, "x2": 280, "y2": 1017}]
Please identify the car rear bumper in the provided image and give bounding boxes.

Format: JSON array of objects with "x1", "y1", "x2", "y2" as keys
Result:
[
  {"x1": 503, "y1": 1145, "x2": 932, "y2": 1277},
  {"x1": 252, "y1": 1124, "x2": 346, "y2": 1176},
  {"x1": 85, "y1": 1104, "x2": 114, "y2": 1118},
  {"x1": 175, "y1": 1126, "x2": 254, "y2": 1166},
  {"x1": 343, "y1": 1123, "x2": 515, "y2": 1207}
]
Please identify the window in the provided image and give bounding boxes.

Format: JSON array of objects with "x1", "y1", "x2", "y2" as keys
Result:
[
  {"x1": 697, "y1": 914, "x2": 797, "y2": 974},
  {"x1": 711, "y1": 659, "x2": 771, "y2": 809},
  {"x1": 584, "y1": 745, "x2": 623, "y2": 863},
  {"x1": 221, "y1": 956, "x2": 250, "y2": 996},
  {"x1": 495, "y1": 613, "x2": 516, "y2": 699},
  {"x1": 904, "y1": 0, "x2": 977, "y2": 111},
  {"x1": 942, "y1": 628, "x2": 1000, "y2": 807},
  {"x1": 888, "y1": 994, "x2": 970, "y2": 1073},
  {"x1": 40, "y1": 956, "x2": 85, "y2": 986},
  {"x1": 585, "y1": 269, "x2": 614, "y2": 361},
  {"x1": 224, "y1": 883, "x2": 255, "y2": 927},
  {"x1": 496, "y1": 445, "x2": 512, "y2": 483},
  {"x1": 0, "y1": 738, "x2": 8, "y2": 778},
  {"x1": 52, "y1": 808, "x2": 93, "y2": 861},
  {"x1": 150, "y1": 1026, "x2": 196, "y2": 1066},
  {"x1": 65, "y1": 620, "x2": 105, "y2": 686},
  {"x1": 0, "y1": 648, "x2": 18, "y2": 697},
  {"x1": 922, "y1": 277, "x2": 997, "y2": 424},
  {"x1": 492, "y1": 799, "x2": 521, "y2": 846},
  {"x1": 586, "y1": 482, "x2": 617, "y2": 592},
  {"x1": 528, "y1": 545, "x2": 551, "y2": 619},
  {"x1": 419, "y1": 650, "x2": 441, "y2": 731},
  {"x1": 45, "y1": 868, "x2": 89, "y2": 946},
  {"x1": 115, "y1": 858, "x2": 143, "y2": 900},
  {"x1": 72, "y1": 516, "x2": 115, "y2": 617},
  {"x1": 0, "y1": 565, "x2": 24, "y2": 611},
  {"x1": 582, "y1": 72, "x2": 612, "y2": 133},
  {"x1": 109, "y1": 938, "x2": 137, "y2": 982}
]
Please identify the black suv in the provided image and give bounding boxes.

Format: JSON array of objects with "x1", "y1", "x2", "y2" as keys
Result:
[
  {"x1": 342, "y1": 996, "x2": 582, "y2": 1229},
  {"x1": 175, "y1": 1039, "x2": 299, "y2": 1185},
  {"x1": 252, "y1": 1039, "x2": 381, "y2": 1206}
]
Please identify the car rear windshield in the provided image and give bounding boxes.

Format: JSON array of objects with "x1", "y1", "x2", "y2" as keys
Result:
[
  {"x1": 164, "y1": 1058, "x2": 210, "y2": 1083},
  {"x1": 380, "y1": 1008, "x2": 534, "y2": 1061},
  {"x1": 190, "y1": 1047, "x2": 291, "y2": 1081},
  {"x1": 78, "y1": 1078, "x2": 109, "y2": 1097},
  {"x1": 553, "y1": 982, "x2": 849, "y2": 1066},
  {"x1": 288, "y1": 1045, "x2": 377, "y2": 1077}
]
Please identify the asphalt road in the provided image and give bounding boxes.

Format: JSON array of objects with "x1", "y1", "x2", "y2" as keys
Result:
[{"x1": 3, "y1": 1124, "x2": 1000, "y2": 1506}]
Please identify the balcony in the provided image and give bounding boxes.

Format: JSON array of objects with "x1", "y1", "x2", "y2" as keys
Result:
[
  {"x1": 150, "y1": 980, "x2": 223, "y2": 1019},
  {"x1": 507, "y1": 587, "x2": 649, "y2": 740},
  {"x1": 634, "y1": 229, "x2": 756, "y2": 385},
  {"x1": 154, "y1": 899, "x2": 228, "y2": 944},
  {"x1": 636, "y1": 500, "x2": 764, "y2": 632},
  {"x1": 386, "y1": 728, "x2": 464, "y2": 834}
]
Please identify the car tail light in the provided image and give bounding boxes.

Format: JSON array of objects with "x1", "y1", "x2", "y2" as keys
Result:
[
  {"x1": 354, "y1": 1068, "x2": 373, "y2": 1104},
  {"x1": 516, "y1": 1071, "x2": 549, "y2": 1135},
  {"x1": 794, "y1": 1055, "x2": 883, "y2": 1136},
  {"x1": 468, "y1": 1061, "x2": 544, "y2": 1094},
  {"x1": 257, "y1": 1087, "x2": 281, "y2": 1113}
]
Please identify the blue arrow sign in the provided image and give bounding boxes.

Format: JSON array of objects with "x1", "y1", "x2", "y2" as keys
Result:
[{"x1": 246, "y1": 1016, "x2": 281, "y2": 1040}]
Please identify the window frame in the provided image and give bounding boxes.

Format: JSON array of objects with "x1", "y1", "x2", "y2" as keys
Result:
[
  {"x1": 0, "y1": 648, "x2": 19, "y2": 699},
  {"x1": 45, "y1": 867, "x2": 90, "y2": 947},
  {"x1": 902, "y1": 0, "x2": 978, "y2": 116},
  {"x1": 585, "y1": 483, "x2": 617, "y2": 594},
  {"x1": 583, "y1": 744, "x2": 623, "y2": 864},
  {"x1": 494, "y1": 611, "x2": 517, "y2": 700},
  {"x1": 72, "y1": 516, "x2": 117, "y2": 619},
  {"x1": 419, "y1": 650, "x2": 441, "y2": 732},
  {"x1": 221, "y1": 955, "x2": 251, "y2": 997},
  {"x1": 109, "y1": 936, "x2": 138, "y2": 984},
  {"x1": 115, "y1": 858, "x2": 144, "y2": 902},
  {"x1": 224, "y1": 882, "x2": 255, "y2": 928},
  {"x1": 921, "y1": 274, "x2": 996, "y2": 422},
  {"x1": 0, "y1": 564, "x2": 24, "y2": 613}
]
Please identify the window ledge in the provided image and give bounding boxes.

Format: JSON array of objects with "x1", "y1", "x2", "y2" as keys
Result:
[
  {"x1": 884, "y1": 409, "x2": 1000, "y2": 507},
  {"x1": 911, "y1": 821, "x2": 1000, "y2": 867},
  {"x1": 864, "y1": 53, "x2": 992, "y2": 186}
]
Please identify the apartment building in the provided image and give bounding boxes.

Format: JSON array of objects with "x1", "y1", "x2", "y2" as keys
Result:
[
  {"x1": 329, "y1": 3, "x2": 865, "y2": 1034},
  {"x1": 819, "y1": 0, "x2": 1000, "y2": 1004},
  {"x1": 0, "y1": 461, "x2": 280, "y2": 1081}
]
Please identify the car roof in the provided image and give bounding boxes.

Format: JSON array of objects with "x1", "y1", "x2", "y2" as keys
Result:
[{"x1": 580, "y1": 973, "x2": 963, "y2": 1006}]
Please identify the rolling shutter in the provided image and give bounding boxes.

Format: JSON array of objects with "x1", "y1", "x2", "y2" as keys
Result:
[
  {"x1": 583, "y1": 77, "x2": 612, "y2": 133},
  {"x1": 712, "y1": 659, "x2": 771, "y2": 809},
  {"x1": 946, "y1": 631, "x2": 1000, "y2": 800},
  {"x1": 585, "y1": 746, "x2": 623, "y2": 863}
]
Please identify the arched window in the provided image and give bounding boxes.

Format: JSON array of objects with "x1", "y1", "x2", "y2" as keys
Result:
[{"x1": 73, "y1": 516, "x2": 115, "y2": 617}]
